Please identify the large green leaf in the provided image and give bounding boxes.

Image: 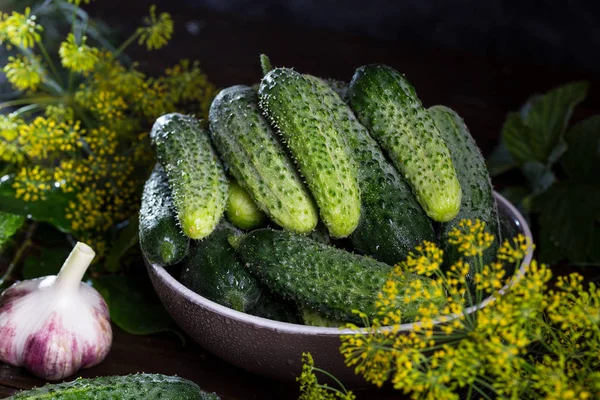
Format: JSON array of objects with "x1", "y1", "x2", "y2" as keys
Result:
[
  {"x1": 521, "y1": 161, "x2": 556, "y2": 196},
  {"x1": 535, "y1": 182, "x2": 600, "y2": 264},
  {"x1": 503, "y1": 82, "x2": 588, "y2": 164},
  {"x1": 92, "y1": 274, "x2": 184, "y2": 343},
  {"x1": 0, "y1": 211, "x2": 25, "y2": 250},
  {"x1": 562, "y1": 115, "x2": 600, "y2": 186},
  {"x1": 104, "y1": 217, "x2": 140, "y2": 273},
  {"x1": 0, "y1": 174, "x2": 74, "y2": 233},
  {"x1": 486, "y1": 139, "x2": 518, "y2": 177},
  {"x1": 22, "y1": 246, "x2": 71, "y2": 279}
]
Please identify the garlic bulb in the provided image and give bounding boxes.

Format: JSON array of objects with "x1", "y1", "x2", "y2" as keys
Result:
[{"x1": 0, "y1": 242, "x2": 112, "y2": 380}]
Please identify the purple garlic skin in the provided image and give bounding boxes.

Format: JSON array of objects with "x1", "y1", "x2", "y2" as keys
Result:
[{"x1": 0, "y1": 243, "x2": 112, "y2": 380}]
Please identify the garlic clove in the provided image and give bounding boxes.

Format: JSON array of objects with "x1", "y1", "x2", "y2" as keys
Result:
[{"x1": 0, "y1": 242, "x2": 113, "y2": 380}]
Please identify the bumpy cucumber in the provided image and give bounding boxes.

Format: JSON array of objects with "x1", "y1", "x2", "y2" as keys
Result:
[
  {"x1": 209, "y1": 85, "x2": 318, "y2": 233},
  {"x1": 301, "y1": 307, "x2": 344, "y2": 327},
  {"x1": 259, "y1": 68, "x2": 361, "y2": 238},
  {"x1": 180, "y1": 222, "x2": 262, "y2": 312},
  {"x1": 231, "y1": 229, "x2": 445, "y2": 323},
  {"x1": 150, "y1": 113, "x2": 227, "y2": 240},
  {"x1": 8, "y1": 373, "x2": 219, "y2": 399},
  {"x1": 349, "y1": 64, "x2": 462, "y2": 222},
  {"x1": 247, "y1": 290, "x2": 301, "y2": 324},
  {"x1": 307, "y1": 75, "x2": 435, "y2": 264},
  {"x1": 429, "y1": 105, "x2": 500, "y2": 268},
  {"x1": 226, "y1": 179, "x2": 266, "y2": 230},
  {"x1": 139, "y1": 164, "x2": 189, "y2": 266}
]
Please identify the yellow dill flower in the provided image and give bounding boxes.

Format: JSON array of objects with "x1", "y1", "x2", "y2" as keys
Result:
[
  {"x1": 402, "y1": 240, "x2": 444, "y2": 277},
  {"x1": 497, "y1": 233, "x2": 533, "y2": 263},
  {"x1": 18, "y1": 117, "x2": 82, "y2": 159},
  {"x1": 133, "y1": 78, "x2": 172, "y2": 118},
  {"x1": 0, "y1": 115, "x2": 26, "y2": 164},
  {"x1": 447, "y1": 219, "x2": 494, "y2": 257},
  {"x1": 59, "y1": 33, "x2": 100, "y2": 73},
  {"x1": 76, "y1": 88, "x2": 128, "y2": 121},
  {"x1": 86, "y1": 126, "x2": 118, "y2": 157},
  {"x1": 45, "y1": 105, "x2": 75, "y2": 122},
  {"x1": 163, "y1": 59, "x2": 219, "y2": 111},
  {"x1": 3, "y1": 8, "x2": 42, "y2": 48},
  {"x1": 12, "y1": 165, "x2": 53, "y2": 202},
  {"x1": 136, "y1": 6, "x2": 173, "y2": 50},
  {"x1": 298, "y1": 353, "x2": 356, "y2": 400},
  {"x1": 4, "y1": 55, "x2": 42, "y2": 91}
]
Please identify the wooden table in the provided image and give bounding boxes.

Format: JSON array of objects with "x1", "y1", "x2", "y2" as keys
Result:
[{"x1": 1, "y1": 3, "x2": 599, "y2": 399}]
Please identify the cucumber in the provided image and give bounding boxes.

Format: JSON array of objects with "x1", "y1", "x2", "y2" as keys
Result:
[
  {"x1": 349, "y1": 64, "x2": 462, "y2": 222},
  {"x1": 226, "y1": 179, "x2": 266, "y2": 230},
  {"x1": 300, "y1": 307, "x2": 345, "y2": 327},
  {"x1": 180, "y1": 222, "x2": 262, "y2": 312},
  {"x1": 307, "y1": 75, "x2": 435, "y2": 265},
  {"x1": 247, "y1": 289, "x2": 301, "y2": 324},
  {"x1": 258, "y1": 68, "x2": 361, "y2": 238},
  {"x1": 8, "y1": 373, "x2": 219, "y2": 399},
  {"x1": 231, "y1": 229, "x2": 445, "y2": 323},
  {"x1": 150, "y1": 113, "x2": 227, "y2": 240},
  {"x1": 209, "y1": 85, "x2": 318, "y2": 233},
  {"x1": 428, "y1": 105, "x2": 500, "y2": 268},
  {"x1": 139, "y1": 164, "x2": 189, "y2": 266}
]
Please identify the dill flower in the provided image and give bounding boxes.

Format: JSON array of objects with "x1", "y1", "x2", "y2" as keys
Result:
[
  {"x1": 2, "y1": 8, "x2": 42, "y2": 49},
  {"x1": 12, "y1": 165, "x2": 53, "y2": 202},
  {"x1": 297, "y1": 353, "x2": 356, "y2": 400},
  {"x1": 0, "y1": 114, "x2": 26, "y2": 164},
  {"x1": 447, "y1": 219, "x2": 494, "y2": 257},
  {"x1": 18, "y1": 117, "x2": 82, "y2": 159},
  {"x1": 45, "y1": 105, "x2": 75, "y2": 123},
  {"x1": 3, "y1": 55, "x2": 42, "y2": 91},
  {"x1": 59, "y1": 33, "x2": 100, "y2": 73},
  {"x1": 136, "y1": 6, "x2": 173, "y2": 50},
  {"x1": 163, "y1": 59, "x2": 219, "y2": 113}
]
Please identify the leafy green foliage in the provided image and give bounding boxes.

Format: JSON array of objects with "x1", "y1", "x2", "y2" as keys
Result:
[
  {"x1": 0, "y1": 174, "x2": 74, "y2": 233},
  {"x1": 488, "y1": 81, "x2": 600, "y2": 265},
  {"x1": 92, "y1": 274, "x2": 184, "y2": 343},
  {"x1": 22, "y1": 245, "x2": 71, "y2": 279},
  {"x1": 0, "y1": 211, "x2": 25, "y2": 250}
]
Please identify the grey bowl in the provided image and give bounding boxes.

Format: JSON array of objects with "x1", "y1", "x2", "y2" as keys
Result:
[{"x1": 145, "y1": 192, "x2": 533, "y2": 385}]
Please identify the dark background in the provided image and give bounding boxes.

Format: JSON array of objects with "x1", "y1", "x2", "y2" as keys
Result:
[{"x1": 147, "y1": 0, "x2": 600, "y2": 71}]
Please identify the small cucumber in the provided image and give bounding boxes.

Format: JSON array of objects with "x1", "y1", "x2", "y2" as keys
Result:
[
  {"x1": 180, "y1": 222, "x2": 262, "y2": 312},
  {"x1": 231, "y1": 229, "x2": 445, "y2": 323},
  {"x1": 150, "y1": 113, "x2": 227, "y2": 240},
  {"x1": 139, "y1": 163, "x2": 189, "y2": 266},
  {"x1": 209, "y1": 85, "x2": 318, "y2": 233},
  {"x1": 226, "y1": 179, "x2": 266, "y2": 230},
  {"x1": 300, "y1": 307, "x2": 345, "y2": 327},
  {"x1": 247, "y1": 290, "x2": 301, "y2": 324},
  {"x1": 8, "y1": 373, "x2": 219, "y2": 400},
  {"x1": 307, "y1": 75, "x2": 436, "y2": 265},
  {"x1": 349, "y1": 64, "x2": 462, "y2": 222},
  {"x1": 428, "y1": 105, "x2": 500, "y2": 268},
  {"x1": 259, "y1": 68, "x2": 361, "y2": 238}
]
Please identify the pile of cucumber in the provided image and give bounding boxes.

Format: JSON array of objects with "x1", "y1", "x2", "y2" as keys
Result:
[{"x1": 139, "y1": 60, "x2": 500, "y2": 326}]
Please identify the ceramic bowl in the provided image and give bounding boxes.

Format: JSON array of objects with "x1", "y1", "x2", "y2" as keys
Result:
[{"x1": 145, "y1": 192, "x2": 533, "y2": 385}]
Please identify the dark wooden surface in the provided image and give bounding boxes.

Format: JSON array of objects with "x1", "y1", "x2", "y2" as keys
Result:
[{"x1": 1, "y1": 3, "x2": 599, "y2": 399}]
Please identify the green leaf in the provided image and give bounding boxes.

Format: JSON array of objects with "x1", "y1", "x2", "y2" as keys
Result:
[
  {"x1": 503, "y1": 81, "x2": 588, "y2": 164},
  {"x1": 92, "y1": 274, "x2": 184, "y2": 343},
  {"x1": 22, "y1": 246, "x2": 71, "y2": 279},
  {"x1": 0, "y1": 211, "x2": 26, "y2": 250},
  {"x1": 535, "y1": 182, "x2": 600, "y2": 264},
  {"x1": 562, "y1": 115, "x2": 600, "y2": 186},
  {"x1": 486, "y1": 139, "x2": 518, "y2": 177},
  {"x1": 499, "y1": 186, "x2": 532, "y2": 218},
  {"x1": 0, "y1": 174, "x2": 74, "y2": 233},
  {"x1": 104, "y1": 218, "x2": 140, "y2": 273},
  {"x1": 521, "y1": 161, "x2": 556, "y2": 196}
]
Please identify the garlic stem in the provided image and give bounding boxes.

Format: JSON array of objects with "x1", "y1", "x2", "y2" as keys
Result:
[{"x1": 55, "y1": 242, "x2": 96, "y2": 292}]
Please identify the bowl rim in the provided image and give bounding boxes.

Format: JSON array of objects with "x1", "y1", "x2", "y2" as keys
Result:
[{"x1": 148, "y1": 191, "x2": 533, "y2": 336}]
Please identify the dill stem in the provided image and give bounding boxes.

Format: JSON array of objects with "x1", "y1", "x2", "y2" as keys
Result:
[
  {"x1": 37, "y1": 41, "x2": 62, "y2": 85},
  {"x1": 113, "y1": 31, "x2": 141, "y2": 59},
  {"x1": 0, "y1": 96, "x2": 59, "y2": 110},
  {"x1": 313, "y1": 367, "x2": 350, "y2": 394}
]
